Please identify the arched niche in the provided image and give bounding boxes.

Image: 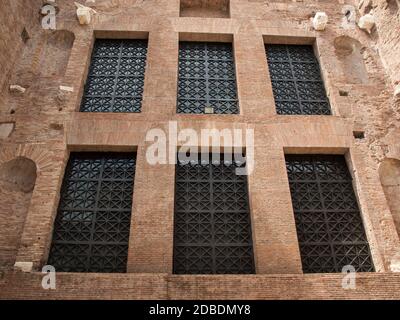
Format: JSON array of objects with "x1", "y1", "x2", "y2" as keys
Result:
[
  {"x1": 387, "y1": 0, "x2": 399, "y2": 14},
  {"x1": 379, "y1": 158, "x2": 400, "y2": 237},
  {"x1": 333, "y1": 35, "x2": 369, "y2": 84},
  {"x1": 14, "y1": 30, "x2": 75, "y2": 86},
  {"x1": 39, "y1": 30, "x2": 75, "y2": 78},
  {"x1": 0, "y1": 157, "x2": 37, "y2": 269}
]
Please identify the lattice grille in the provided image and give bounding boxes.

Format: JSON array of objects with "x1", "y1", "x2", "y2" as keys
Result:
[
  {"x1": 48, "y1": 153, "x2": 136, "y2": 273},
  {"x1": 285, "y1": 155, "x2": 374, "y2": 273},
  {"x1": 266, "y1": 44, "x2": 331, "y2": 115},
  {"x1": 173, "y1": 154, "x2": 255, "y2": 274},
  {"x1": 177, "y1": 42, "x2": 239, "y2": 114},
  {"x1": 80, "y1": 39, "x2": 148, "y2": 113}
]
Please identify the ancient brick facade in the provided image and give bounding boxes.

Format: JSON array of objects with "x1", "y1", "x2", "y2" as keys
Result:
[{"x1": 0, "y1": 0, "x2": 400, "y2": 299}]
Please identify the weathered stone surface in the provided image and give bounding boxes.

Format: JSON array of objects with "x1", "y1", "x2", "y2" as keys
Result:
[
  {"x1": 358, "y1": 13, "x2": 376, "y2": 33},
  {"x1": 13, "y1": 262, "x2": 33, "y2": 273},
  {"x1": 395, "y1": 84, "x2": 400, "y2": 98},
  {"x1": 75, "y1": 2, "x2": 96, "y2": 25},
  {"x1": 390, "y1": 257, "x2": 400, "y2": 272},
  {"x1": 59, "y1": 86, "x2": 74, "y2": 92},
  {"x1": 9, "y1": 85, "x2": 26, "y2": 94},
  {"x1": 312, "y1": 11, "x2": 328, "y2": 31},
  {"x1": 372, "y1": 0, "x2": 400, "y2": 85},
  {"x1": 0, "y1": 123, "x2": 14, "y2": 139}
]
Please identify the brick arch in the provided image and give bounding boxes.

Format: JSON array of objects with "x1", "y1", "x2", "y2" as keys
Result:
[
  {"x1": 0, "y1": 146, "x2": 55, "y2": 270},
  {"x1": 379, "y1": 157, "x2": 400, "y2": 238},
  {"x1": 0, "y1": 145, "x2": 55, "y2": 174}
]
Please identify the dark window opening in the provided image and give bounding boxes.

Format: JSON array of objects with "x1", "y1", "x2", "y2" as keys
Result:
[
  {"x1": 266, "y1": 44, "x2": 331, "y2": 115},
  {"x1": 80, "y1": 39, "x2": 148, "y2": 113},
  {"x1": 285, "y1": 154, "x2": 374, "y2": 273},
  {"x1": 177, "y1": 42, "x2": 239, "y2": 114},
  {"x1": 47, "y1": 152, "x2": 136, "y2": 272},
  {"x1": 173, "y1": 154, "x2": 255, "y2": 274}
]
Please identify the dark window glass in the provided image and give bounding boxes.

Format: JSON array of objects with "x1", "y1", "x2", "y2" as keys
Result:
[
  {"x1": 285, "y1": 155, "x2": 374, "y2": 273},
  {"x1": 266, "y1": 44, "x2": 331, "y2": 115},
  {"x1": 48, "y1": 152, "x2": 136, "y2": 272},
  {"x1": 173, "y1": 154, "x2": 254, "y2": 274},
  {"x1": 177, "y1": 42, "x2": 238, "y2": 114},
  {"x1": 80, "y1": 39, "x2": 148, "y2": 113}
]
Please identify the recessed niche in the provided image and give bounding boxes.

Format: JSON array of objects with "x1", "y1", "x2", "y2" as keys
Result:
[
  {"x1": 0, "y1": 157, "x2": 37, "y2": 193},
  {"x1": 387, "y1": 0, "x2": 399, "y2": 14},
  {"x1": 14, "y1": 29, "x2": 75, "y2": 87},
  {"x1": 21, "y1": 27, "x2": 30, "y2": 43},
  {"x1": 0, "y1": 157, "x2": 37, "y2": 268},
  {"x1": 379, "y1": 158, "x2": 400, "y2": 237},
  {"x1": 333, "y1": 35, "x2": 369, "y2": 84},
  {"x1": 180, "y1": 0, "x2": 230, "y2": 18},
  {"x1": 39, "y1": 30, "x2": 75, "y2": 78},
  {"x1": 353, "y1": 131, "x2": 365, "y2": 139}
]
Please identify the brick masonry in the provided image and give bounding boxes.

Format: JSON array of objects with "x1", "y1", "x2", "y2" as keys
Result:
[{"x1": 0, "y1": 0, "x2": 400, "y2": 299}]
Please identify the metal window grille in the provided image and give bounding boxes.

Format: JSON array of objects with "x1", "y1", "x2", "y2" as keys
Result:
[
  {"x1": 173, "y1": 154, "x2": 255, "y2": 274},
  {"x1": 177, "y1": 42, "x2": 239, "y2": 114},
  {"x1": 47, "y1": 153, "x2": 136, "y2": 273},
  {"x1": 266, "y1": 44, "x2": 331, "y2": 115},
  {"x1": 80, "y1": 39, "x2": 148, "y2": 113},
  {"x1": 285, "y1": 155, "x2": 374, "y2": 273}
]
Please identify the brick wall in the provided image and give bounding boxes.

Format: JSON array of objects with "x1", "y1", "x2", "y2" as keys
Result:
[
  {"x1": 0, "y1": 0, "x2": 42, "y2": 106},
  {"x1": 0, "y1": 0, "x2": 400, "y2": 299},
  {"x1": 1, "y1": 272, "x2": 400, "y2": 300},
  {"x1": 369, "y1": 0, "x2": 400, "y2": 85}
]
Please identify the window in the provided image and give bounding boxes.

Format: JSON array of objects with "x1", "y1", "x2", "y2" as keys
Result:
[
  {"x1": 48, "y1": 153, "x2": 136, "y2": 272},
  {"x1": 266, "y1": 44, "x2": 331, "y2": 115},
  {"x1": 285, "y1": 155, "x2": 374, "y2": 273},
  {"x1": 173, "y1": 154, "x2": 255, "y2": 274},
  {"x1": 80, "y1": 39, "x2": 148, "y2": 113},
  {"x1": 177, "y1": 42, "x2": 239, "y2": 114}
]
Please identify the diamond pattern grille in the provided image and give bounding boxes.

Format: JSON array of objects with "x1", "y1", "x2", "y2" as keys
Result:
[
  {"x1": 173, "y1": 154, "x2": 255, "y2": 274},
  {"x1": 48, "y1": 153, "x2": 136, "y2": 273},
  {"x1": 285, "y1": 155, "x2": 374, "y2": 273},
  {"x1": 80, "y1": 39, "x2": 148, "y2": 113},
  {"x1": 177, "y1": 42, "x2": 239, "y2": 114},
  {"x1": 266, "y1": 44, "x2": 331, "y2": 115}
]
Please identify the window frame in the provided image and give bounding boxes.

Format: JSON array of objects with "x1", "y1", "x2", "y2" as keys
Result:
[
  {"x1": 285, "y1": 154, "x2": 374, "y2": 273},
  {"x1": 47, "y1": 152, "x2": 137, "y2": 273},
  {"x1": 79, "y1": 38, "x2": 149, "y2": 113},
  {"x1": 265, "y1": 43, "x2": 332, "y2": 115},
  {"x1": 176, "y1": 40, "x2": 240, "y2": 115}
]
